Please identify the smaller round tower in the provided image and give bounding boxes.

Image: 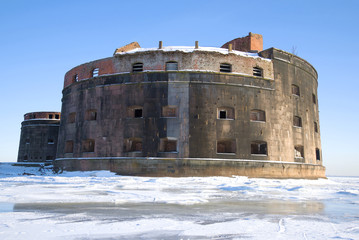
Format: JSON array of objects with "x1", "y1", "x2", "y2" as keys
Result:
[{"x1": 17, "y1": 112, "x2": 61, "y2": 162}]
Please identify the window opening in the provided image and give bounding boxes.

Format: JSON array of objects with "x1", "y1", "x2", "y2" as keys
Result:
[
  {"x1": 55, "y1": 114, "x2": 60, "y2": 119},
  {"x1": 23, "y1": 155, "x2": 28, "y2": 161},
  {"x1": 86, "y1": 110, "x2": 97, "y2": 121},
  {"x1": 92, "y1": 68, "x2": 99, "y2": 77},
  {"x1": 220, "y1": 63, "x2": 232, "y2": 73},
  {"x1": 25, "y1": 138, "x2": 30, "y2": 144},
  {"x1": 46, "y1": 156, "x2": 54, "y2": 161},
  {"x1": 125, "y1": 138, "x2": 143, "y2": 152},
  {"x1": 134, "y1": 108, "x2": 143, "y2": 118},
  {"x1": 68, "y1": 112, "x2": 76, "y2": 123},
  {"x1": 293, "y1": 116, "x2": 302, "y2": 127},
  {"x1": 251, "y1": 141, "x2": 267, "y2": 155},
  {"x1": 162, "y1": 106, "x2": 178, "y2": 118},
  {"x1": 253, "y1": 67, "x2": 263, "y2": 77},
  {"x1": 250, "y1": 110, "x2": 266, "y2": 122},
  {"x1": 65, "y1": 141, "x2": 74, "y2": 153},
  {"x1": 294, "y1": 145, "x2": 304, "y2": 158},
  {"x1": 48, "y1": 139, "x2": 54, "y2": 144},
  {"x1": 312, "y1": 94, "x2": 316, "y2": 104},
  {"x1": 74, "y1": 74, "x2": 78, "y2": 82},
  {"x1": 49, "y1": 114, "x2": 53, "y2": 119},
  {"x1": 82, "y1": 139, "x2": 95, "y2": 152},
  {"x1": 316, "y1": 148, "x2": 321, "y2": 161},
  {"x1": 292, "y1": 84, "x2": 300, "y2": 96},
  {"x1": 160, "y1": 138, "x2": 177, "y2": 152},
  {"x1": 217, "y1": 107, "x2": 234, "y2": 120},
  {"x1": 166, "y1": 61, "x2": 178, "y2": 71},
  {"x1": 314, "y1": 122, "x2": 318, "y2": 133},
  {"x1": 132, "y1": 63, "x2": 143, "y2": 72},
  {"x1": 217, "y1": 140, "x2": 236, "y2": 154},
  {"x1": 219, "y1": 110, "x2": 227, "y2": 119}
]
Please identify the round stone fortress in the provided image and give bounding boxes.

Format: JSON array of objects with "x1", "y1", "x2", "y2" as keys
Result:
[
  {"x1": 17, "y1": 112, "x2": 61, "y2": 163},
  {"x1": 49, "y1": 33, "x2": 325, "y2": 178}
]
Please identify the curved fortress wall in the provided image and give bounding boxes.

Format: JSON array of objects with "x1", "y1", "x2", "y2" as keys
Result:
[
  {"x1": 17, "y1": 112, "x2": 61, "y2": 162},
  {"x1": 55, "y1": 36, "x2": 324, "y2": 178}
]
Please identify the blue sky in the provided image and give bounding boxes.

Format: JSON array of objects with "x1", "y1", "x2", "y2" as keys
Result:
[{"x1": 1, "y1": 0, "x2": 358, "y2": 176}]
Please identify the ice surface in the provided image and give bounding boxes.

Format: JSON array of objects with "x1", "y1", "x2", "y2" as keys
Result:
[{"x1": 0, "y1": 163, "x2": 358, "y2": 239}]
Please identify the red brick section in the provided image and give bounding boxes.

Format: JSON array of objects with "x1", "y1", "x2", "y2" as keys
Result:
[
  {"x1": 221, "y1": 32, "x2": 263, "y2": 52},
  {"x1": 64, "y1": 57, "x2": 115, "y2": 88},
  {"x1": 24, "y1": 112, "x2": 61, "y2": 120},
  {"x1": 113, "y1": 42, "x2": 140, "y2": 54}
]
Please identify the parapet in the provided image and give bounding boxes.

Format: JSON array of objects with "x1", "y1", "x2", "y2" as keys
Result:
[{"x1": 24, "y1": 112, "x2": 61, "y2": 121}]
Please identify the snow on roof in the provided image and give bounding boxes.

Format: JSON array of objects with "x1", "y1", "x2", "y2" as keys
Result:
[{"x1": 115, "y1": 46, "x2": 267, "y2": 60}]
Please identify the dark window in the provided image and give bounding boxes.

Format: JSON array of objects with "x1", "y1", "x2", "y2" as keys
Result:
[
  {"x1": 25, "y1": 138, "x2": 30, "y2": 144},
  {"x1": 220, "y1": 63, "x2": 232, "y2": 73},
  {"x1": 46, "y1": 156, "x2": 54, "y2": 161},
  {"x1": 166, "y1": 61, "x2": 178, "y2": 71},
  {"x1": 74, "y1": 74, "x2": 78, "y2": 82},
  {"x1": 312, "y1": 94, "x2": 316, "y2": 104},
  {"x1": 48, "y1": 139, "x2": 54, "y2": 144},
  {"x1": 82, "y1": 139, "x2": 95, "y2": 152},
  {"x1": 292, "y1": 84, "x2": 300, "y2": 96},
  {"x1": 217, "y1": 107, "x2": 234, "y2": 120},
  {"x1": 293, "y1": 116, "x2": 302, "y2": 127},
  {"x1": 316, "y1": 148, "x2": 321, "y2": 161},
  {"x1": 132, "y1": 63, "x2": 143, "y2": 72},
  {"x1": 251, "y1": 141, "x2": 267, "y2": 155},
  {"x1": 49, "y1": 114, "x2": 53, "y2": 119},
  {"x1": 65, "y1": 141, "x2": 74, "y2": 153},
  {"x1": 92, "y1": 68, "x2": 99, "y2": 77},
  {"x1": 294, "y1": 145, "x2": 304, "y2": 158},
  {"x1": 23, "y1": 155, "x2": 28, "y2": 161},
  {"x1": 134, "y1": 109, "x2": 143, "y2": 118},
  {"x1": 160, "y1": 138, "x2": 177, "y2": 152},
  {"x1": 55, "y1": 114, "x2": 60, "y2": 119},
  {"x1": 68, "y1": 112, "x2": 76, "y2": 123},
  {"x1": 162, "y1": 106, "x2": 178, "y2": 118},
  {"x1": 86, "y1": 110, "x2": 97, "y2": 121},
  {"x1": 253, "y1": 67, "x2": 263, "y2": 77},
  {"x1": 314, "y1": 122, "x2": 318, "y2": 133},
  {"x1": 250, "y1": 110, "x2": 266, "y2": 122},
  {"x1": 217, "y1": 139, "x2": 236, "y2": 154}
]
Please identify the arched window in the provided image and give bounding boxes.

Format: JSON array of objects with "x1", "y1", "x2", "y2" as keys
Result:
[
  {"x1": 253, "y1": 67, "x2": 263, "y2": 77},
  {"x1": 293, "y1": 116, "x2": 302, "y2": 127},
  {"x1": 166, "y1": 61, "x2": 178, "y2": 71},
  {"x1": 217, "y1": 139, "x2": 236, "y2": 154},
  {"x1": 251, "y1": 141, "x2": 267, "y2": 155},
  {"x1": 220, "y1": 63, "x2": 232, "y2": 73},
  {"x1": 132, "y1": 62, "x2": 143, "y2": 72},
  {"x1": 292, "y1": 84, "x2": 300, "y2": 96},
  {"x1": 250, "y1": 109, "x2": 266, "y2": 122},
  {"x1": 74, "y1": 74, "x2": 78, "y2": 82},
  {"x1": 312, "y1": 93, "x2": 316, "y2": 104},
  {"x1": 92, "y1": 68, "x2": 99, "y2": 77}
]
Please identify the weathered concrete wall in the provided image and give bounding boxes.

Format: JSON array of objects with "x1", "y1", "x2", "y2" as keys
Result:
[
  {"x1": 54, "y1": 158, "x2": 326, "y2": 179},
  {"x1": 18, "y1": 112, "x2": 60, "y2": 162}
]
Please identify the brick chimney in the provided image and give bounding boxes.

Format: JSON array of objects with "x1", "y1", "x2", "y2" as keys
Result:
[{"x1": 221, "y1": 32, "x2": 263, "y2": 52}]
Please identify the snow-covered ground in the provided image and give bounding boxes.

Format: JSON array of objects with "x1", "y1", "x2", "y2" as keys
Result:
[{"x1": 0, "y1": 163, "x2": 358, "y2": 240}]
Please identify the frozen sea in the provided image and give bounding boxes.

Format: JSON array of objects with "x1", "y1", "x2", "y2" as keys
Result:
[{"x1": 0, "y1": 163, "x2": 358, "y2": 240}]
